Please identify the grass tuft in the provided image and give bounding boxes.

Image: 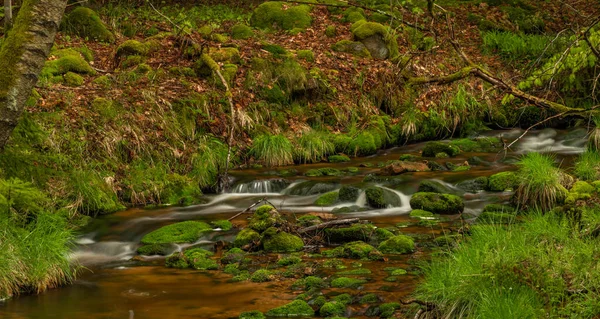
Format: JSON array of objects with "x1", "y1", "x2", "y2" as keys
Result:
[
  {"x1": 294, "y1": 130, "x2": 335, "y2": 164},
  {"x1": 250, "y1": 134, "x2": 294, "y2": 167},
  {"x1": 514, "y1": 152, "x2": 566, "y2": 211}
]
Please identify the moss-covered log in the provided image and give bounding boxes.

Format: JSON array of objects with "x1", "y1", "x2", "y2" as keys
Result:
[{"x1": 0, "y1": 0, "x2": 67, "y2": 149}]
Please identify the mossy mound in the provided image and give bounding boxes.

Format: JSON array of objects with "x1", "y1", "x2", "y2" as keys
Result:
[
  {"x1": 250, "y1": 2, "x2": 312, "y2": 31},
  {"x1": 232, "y1": 24, "x2": 254, "y2": 39},
  {"x1": 422, "y1": 142, "x2": 460, "y2": 158},
  {"x1": 64, "y1": 7, "x2": 115, "y2": 43},
  {"x1": 64, "y1": 72, "x2": 84, "y2": 86},
  {"x1": 331, "y1": 277, "x2": 368, "y2": 289},
  {"x1": 211, "y1": 220, "x2": 233, "y2": 231},
  {"x1": 324, "y1": 223, "x2": 375, "y2": 243},
  {"x1": 319, "y1": 301, "x2": 346, "y2": 317},
  {"x1": 239, "y1": 310, "x2": 266, "y2": 319},
  {"x1": 249, "y1": 205, "x2": 281, "y2": 233},
  {"x1": 141, "y1": 221, "x2": 212, "y2": 245},
  {"x1": 449, "y1": 137, "x2": 502, "y2": 152},
  {"x1": 315, "y1": 191, "x2": 339, "y2": 206},
  {"x1": 350, "y1": 20, "x2": 399, "y2": 59},
  {"x1": 378, "y1": 235, "x2": 415, "y2": 254},
  {"x1": 221, "y1": 248, "x2": 246, "y2": 264},
  {"x1": 116, "y1": 40, "x2": 150, "y2": 59},
  {"x1": 297, "y1": 214, "x2": 322, "y2": 227},
  {"x1": 329, "y1": 155, "x2": 351, "y2": 163},
  {"x1": 251, "y1": 269, "x2": 274, "y2": 282},
  {"x1": 410, "y1": 192, "x2": 464, "y2": 214},
  {"x1": 263, "y1": 229, "x2": 304, "y2": 253},
  {"x1": 42, "y1": 49, "x2": 96, "y2": 80},
  {"x1": 265, "y1": 300, "x2": 315, "y2": 317},
  {"x1": 323, "y1": 241, "x2": 383, "y2": 260},
  {"x1": 488, "y1": 171, "x2": 519, "y2": 191},
  {"x1": 409, "y1": 209, "x2": 434, "y2": 219},
  {"x1": 234, "y1": 228, "x2": 261, "y2": 248},
  {"x1": 365, "y1": 187, "x2": 402, "y2": 208},
  {"x1": 186, "y1": 248, "x2": 219, "y2": 270},
  {"x1": 566, "y1": 181, "x2": 596, "y2": 204},
  {"x1": 137, "y1": 243, "x2": 175, "y2": 256}
]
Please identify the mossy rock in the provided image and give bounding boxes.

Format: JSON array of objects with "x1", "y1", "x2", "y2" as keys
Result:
[
  {"x1": 332, "y1": 40, "x2": 371, "y2": 58},
  {"x1": 249, "y1": 205, "x2": 281, "y2": 233},
  {"x1": 263, "y1": 230, "x2": 304, "y2": 253},
  {"x1": 365, "y1": 187, "x2": 402, "y2": 208},
  {"x1": 296, "y1": 50, "x2": 315, "y2": 62},
  {"x1": 165, "y1": 252, "x2": 189, "y2": 268},
  {"x1": 378, "y1": 235, "x2": 415, "y2": 254},
  {"x1": 231, "y1": 24, "x2": 254, "y2": 39},
  {"x1": 137, "y1": 243, "x2": 175, "y2": 256},
  {"x1": 297, "y1": 214, "x2": 322, "y2": 227},
  {"x1": 374, "y1": 228, "x2": 395, "y2": 242},
  {"x1": 221, "y1": 248, "x2": 246, "y2": 264},
  {"x1": 331, "y1": 277, "x2": 368, "y2": 289},
  {"x1": 456, "y1": 177, "x2": 489, "y2": 193},
  {"x1": 449, "y1": 137, "x2": 502, "y2": 153},
  {"x1": 488, "y1": 171, "x2": 518, "y2": 191},
  {"x1": 337, "y1": 268, "x2": 372, "y2": 276},
  {"x1": 350, "y1": 20, "x2": 398, "y2": 59},
  {"x1": 422, "y1": 142, "x2": 460, "y2": 157},
  {"x1": 288, "y1": 181, "x2": 339, "y2": 196},
  {"x1": 250, "y1": 2, "x2": 312, "y2": 31},
  {"x1": 324, "y1": 223, "x2": 375, "y2": 243},
  {"x1": 116, "y1": 40, "x2": 149, "y2": 59},
  {"x1": 338, "y1": 185, "x2": 361, "y2": 202},
  {"x1": 251, "y1": 269, "x2": 274, "y2": 282},
  {"x1": 319, "y1": 301, "x2": 346, "y2": 317},
  {"x1": 141, "y1": 221, "x2": 212, "y2": 245},
  {"x1": 570, "y1": 181, "x2": 595, "y2": 194},
  {"x1": 64, "y1": 72, "x2": 84, "y2": 86},
  {"x1": 329, "y1": 155, "x2": 351, "y2": 163},
  {"x1": 323, "y1": 241, "x2": 383, "y2": 260},
  {"x1": 64, "y1": 7, "x2": 115, "y2": 43},
  {"x1": 239, "y1": 310, "x2": 266, "y2": 319},
  {"x1": 234, "y1": 228, "x2": 261, "y2": 248},
  {"x1": 186, "y1": 248, "x2": 219, "y2": 270},
  {"x1": 277, "y1": 256, "x2": 302, "y2": 266},
  {"x1": 211, "y1": 47, "x2": 241, "y2": 63},
  {"x1": 379, "y1": 302, "x2": 401, "y2": 317},
  {"x1": 315, "y1": 191, "x2": 339, "y2": 206},
  {"x1": 325, "y1": 25, "x2": 337, "y2": 37},
  {"x1": 360, "y1": 293, "x2": 379, "y2": 304},
  {"x1": 42, "y1": 53, "x2": 95, "y2": 78},
  {"x1": 410, "y1": 192, "x2": 464, "y2": 214},
  {"x1": 265, "y1": 300, "x2": 315, "y2": 317},
  {"x1": 343, "y1": 7, "x2": 366, "y2": 23},
  {"x1": 409, "y1": 209, "x2": 434, "y2": 219},
  {"x1": 93, "y1": 75, "x2": 112, "y2": 88}
]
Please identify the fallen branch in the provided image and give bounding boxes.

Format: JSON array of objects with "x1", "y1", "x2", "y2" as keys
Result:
[
  {"x1": 298, "y1": 218, "x2": 360, "y2": 234},
  {"x1": 401, "y1": 298, "x2": 437, "y2": 310},
  {"x1": 228, "y1": 197, "x2": 277, "y2": 221}
]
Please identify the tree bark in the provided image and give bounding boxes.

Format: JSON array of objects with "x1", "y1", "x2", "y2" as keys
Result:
[
  {"x1": 4, "y1": 0, "x2": 12, "y2": 29},
  {"x1": 0, "y1": 0, "x2": 67, "y2": 149}
]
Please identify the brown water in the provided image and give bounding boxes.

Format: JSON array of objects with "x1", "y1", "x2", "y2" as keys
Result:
[{"x1": 0, "y1": 128, "x2": 587, "y2": 319}]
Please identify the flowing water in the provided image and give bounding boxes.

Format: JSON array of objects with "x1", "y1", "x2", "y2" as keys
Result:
[{"x1": 0, "y1": 128, "x2": 587, "y2": 319}]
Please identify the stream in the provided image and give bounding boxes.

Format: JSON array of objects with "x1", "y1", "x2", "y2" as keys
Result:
[{"x1": 0, "y1": 128, "x2": 588, "y2": 319}]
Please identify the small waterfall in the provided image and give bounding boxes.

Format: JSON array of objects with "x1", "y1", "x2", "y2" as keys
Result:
[
  {"x1": 231, "y1": 179, "x2": 290, "y2": 194},
  {"x1": 355, "y1": 191, "x2": 367, "y2": 206},
  {"x1": 379, "y1": 186, "x2": 412, "y2": 212},
  {"x1": 508, "y1": 128, "x2": 585, "y2": 155},
  {"x1": 71, "y1": 241, "x2": 136, "y2": 265}
]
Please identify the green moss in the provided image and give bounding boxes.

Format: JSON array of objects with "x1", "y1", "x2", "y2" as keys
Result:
[
  {"x1": 92, "y1": 75, "x2": 112, "y2": 88},
  {"x1": 265, "y1": 300, "x2": 315, "y2": 317},
  {"x1": 186, "y1": 248, "x2": 219, "y2": 270},
  {"x1": 325, "y1": 25, "x2": 337, "y2": 37},
  {"x1": 137, "y1": 243, "x2": 174, "y2": 256},
  {"x1": 391, "y1": 268, "x2": 408, "y2": 276},
  {"x1": 221, "y1": 248, "x2": 246, "y2": 264},
  {"x1": 338, "y1": 186, "x2": 360, "y2": 202},
  {"x1": 231, "y1": 271, "x2": 251, "y2": 282},
  {"x1": 329, "y1": 155, "x2": 351, "y2": 163},
  {"x1": 374, "y1": 228, "x2": 395, "y2": 242},
  {"x1": 64, "y1": 72, "x2": 84, "y2": 86},
  {"x1": 343, "y1": 7, "x2": 366, "y2": 23},
  {"x1": 224, "y1": 263, "x2": 241, "y2": 275},
  {"x1": 365, "y1": 187, "x2": 385, "y2": 208},
  {"x1": 350, "y1": 20, "x2": 399, "y2": 59},
  {"x1": 410, "y1": 192, "x2": 464, "y2": 214},
  {"x1": 277, "y1": 256, "x2": 302, "y2": 266},
  {"x1": 251, "y1": 269, "x2": 273, "y2": 282},
  {"x1": 360, "y1": 293, "x2": 379, "y2": 304},
  {"x1": 42, "y1": 53, "x2": 96, "y2": 80},
  {"x1": 296, "y1": 50, "x2": 315, "y2": 62},
  {"x1": 121, "y1": 55, "x2": 144, "y2": 68},
  {"x1": 409, "y1": 209, "x2": 434, "y2": 218},
  {"x1": 331, "y1": 277, "x2": 367, "y2": 289},
  {"x1": 323, "y1": 241, "x2": 383, "y2": 260},
  {"x1": 140, "y1": 221, "x2": 212, "y2": 245},
  {"x1": 211, "y1": 220, "x2": 233, "y2": 231},
  {"x1": 232, "y1": 24, "x2": 254, "y2": 39},
  {"x1": 349, "y1": 132, "x2": 378, "y2": 156},
  {"x1": 116, "y1": 40, "x2": 149, "y2": 59},
  {"x1": 319, "y1": 301, "x2": 346, "y2": 317},
  {"x1": 332, "y1": 40, "x2": 371, "y2": 58},
  {"x1": 239, "y1": 310, "x2": 266, "y2": 319},
  {"x1": 422, "y1": 142, "x2": 460, "y2": 157},
  {"x1": 488, "y1": 171, "x2": 519, "y2": 191},
  {"x1": 165, "y1": 253, "x2": 189, "y2": 268},
  {"x1": 378, "y1": 235, "x2": 415, "y2": 254},
  {"x1": 337, "y1": 268, "x2": 372, "y2": 275},
  {"x1": 64, "y1": 7, "x2": 115, "y2": 43},
  {"x1": 315, "y1": 191, "x2": 339, "y2": 206},
  {"x1": 250, "y1": 2, "x2": 312, "y2": 31},
  {"x1": 297, "y1": 214, "x2": 321, "y2": 227},
  {"x1": 379, "y1": 302, "x2": 401, "y2": 317},
  {"x1": 570, "y1": 181, "x2": 595, "y2": 194},
  {"x1": 263, "y1": 231, "x2": 304, "y2": 252},
  {"x1": 234, "y1": 228, "x2": 260, "y2": 248}
]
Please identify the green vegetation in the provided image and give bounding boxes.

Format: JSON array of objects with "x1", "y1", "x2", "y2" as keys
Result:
[
  {"x1": 250, "y1": 269, "x2": 273, "y2": 282},
  {"x1": 482, "y1": 31, "x2": 562, "y2": 64},
  {"x1": 416, "y1": 209, "x2": 600, "y2": 317},
  {"x1": 575, "y1": 151, "x2": 600, "y2": 181},
  {"x1": 410, "y1": 192, "x2": 464, "y2": 214},
  {"x1": 315, "y1": 191, "x2": 339, "y2": 206},
  {"x1": 140, "y1": 221, "x2": 213, "y2": 245},
  {"x1": 231, "y1": 24, "x2": 254, "y2": 39},
  {"x1": 488, "y1": 171, "x2": 519, "y2": 191},
  {"x1": 294, "y1": 130, "x2": 335, "y2": 163},
  {"x1": 514, "y1": 153, "x2": 567, "y2": 211},
  {"x1": 263, "y1": 230, "x2": 304, "y2": 253},
  {"x1": 265, "y1": 300, "x2": 314, "y2": 317},
  {"x1": 63, "y1": 7, "x2": 115, "y2": 43},
  {"x1": 250, "y1": 2, "x2": 312, "y2": 31},
  {"x1": 378, "y1": 235, "x2": 415, "y2": 254},
  {"x1": 250, "y1": 134, "x2": 294, "y2": 167},
  {"x1": 331, "y1": 277, "x2": 367, "y2": 288}
]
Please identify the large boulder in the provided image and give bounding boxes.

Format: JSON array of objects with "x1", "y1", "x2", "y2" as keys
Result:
[
  {"x1": 378, "y1": 161, "x2": 430, "y2": 175},
  {"x1": 365, "y1": 187, "x2": 402, "y2": 208},
  {"x1": 410, "y1": 192, "x2": 464, "y2": 214},
  {"x1": 338, "y1": 185, "x2": 361, "y2": 202}
]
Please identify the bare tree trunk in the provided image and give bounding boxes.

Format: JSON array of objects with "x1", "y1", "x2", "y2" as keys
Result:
[
  {"x1": 4, "y1": 0, "x2": 12, "y2": 29},
  {"x1": 0, "y1": 0, "x2": 67, "y2": 149}
]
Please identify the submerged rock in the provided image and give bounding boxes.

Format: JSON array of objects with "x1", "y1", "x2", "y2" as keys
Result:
[
  {"x1": 323, "y1": 241, "x2": 383, "y2": 260},
  {"x1": 365, "y1": 187, "x2": 402, "y2": 208},
  {"x1": 418, "y1": 180, "x2": 456, "y2": 194},
  {"x1": 324, "y1": 223, "x2": 375, "y2": 243},
  {"x1": 456, "y1": 177, "x2": 489, "y2": 193},
  {"x1": 288, "y1": 181, "x2": 340, "y2": 196},
  {"x1": 378, "y1": 161, "x2": 430, "y2": 175},
  {"x1": 140, "y1": 221, "x2": 212, "y2": 245},
  {"x1": 422, "y1": 142, "x2": 460, "y2": 158},
  {"x1": 410, "y1": 192, "x2": 464, "y2": 214},
  {"x1": 338, "y1": 185, "x2": 361, "y2": 202}
]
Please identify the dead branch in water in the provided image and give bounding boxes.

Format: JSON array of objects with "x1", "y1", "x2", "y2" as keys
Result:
[{"x1": 298, "y1": 218, "x2": 361, "y2": 234}]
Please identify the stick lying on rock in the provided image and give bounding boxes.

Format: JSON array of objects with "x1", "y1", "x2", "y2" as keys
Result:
[{"x1": 298, "y1": 218, "x2": 361, "y2": 234}]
